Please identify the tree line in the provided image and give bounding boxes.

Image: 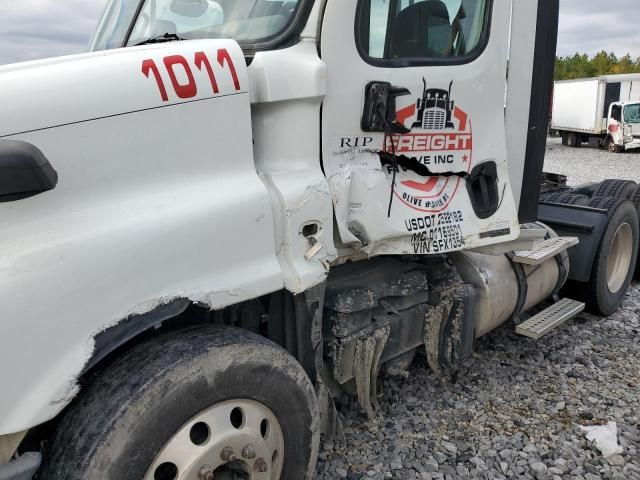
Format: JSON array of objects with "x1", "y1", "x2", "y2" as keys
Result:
[{"x1": 555, "y1": 51, "x2": 640, "y2": 80}]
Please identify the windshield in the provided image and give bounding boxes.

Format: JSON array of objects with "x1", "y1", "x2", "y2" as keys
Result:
[
  {"x1": 91, "y1": 0, "x2": 303, "y2": 51},
  {"x1": 624, "y1": 103, "x2": 640, "y2": 124}
]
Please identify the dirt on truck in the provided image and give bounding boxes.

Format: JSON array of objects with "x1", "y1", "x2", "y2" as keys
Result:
[{"x1": 0, "y1": 1, "x2": 639, "y2": 479}]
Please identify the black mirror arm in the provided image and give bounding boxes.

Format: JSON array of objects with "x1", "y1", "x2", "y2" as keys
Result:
[{"x1": 361, "y1": 81, "x2": 411, "y2": 134}]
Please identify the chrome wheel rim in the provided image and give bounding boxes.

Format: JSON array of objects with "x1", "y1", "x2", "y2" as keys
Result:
[
  {"x1": 608, "y1": 141, "x2": 616, "y2": 152},
  {"x1": 607, "y1": 222, "x2": 633, "y2": 293},
  {"x1": 145, "y1": 399, "x2": 284, "y2": 480}
]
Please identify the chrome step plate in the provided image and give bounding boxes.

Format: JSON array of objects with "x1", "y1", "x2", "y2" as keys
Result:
[
  {"x1": 512, "y1": 237, "x2": 579, "y2": 265},
  {"x1": 516, "y1": 298, "x2": 585, "y2": 339}
]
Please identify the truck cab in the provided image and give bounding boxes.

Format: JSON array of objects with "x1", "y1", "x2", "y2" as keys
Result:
[
  {"x1": 609, "y1": 101, "x2": 640, "y2": 152},
  {"x1": 552, "y1": 74, "x2": 640, "y2": 152},
  {"x1": 1, "y1": 1, "x2": 639, "y2": 479}
]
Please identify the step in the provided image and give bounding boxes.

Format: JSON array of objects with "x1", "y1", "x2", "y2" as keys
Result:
[
  {"x1": 512, "y1": 236, "x2": 579, "y2": 265},
  {"x1": 516, "y1": 298, "x2": 585, "y2": 340}
]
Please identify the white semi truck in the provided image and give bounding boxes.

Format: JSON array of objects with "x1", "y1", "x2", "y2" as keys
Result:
[
  {"x1": 0, "y1": 1, "x2": 639, "y2": 479},
  {"x1": 551, "y1": 74, "x2": 640, "y2": 152}
]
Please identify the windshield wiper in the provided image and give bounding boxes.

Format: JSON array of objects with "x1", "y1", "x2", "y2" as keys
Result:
[{"x1": 136, "y1": 33, "x2": 185, "y2": 46}]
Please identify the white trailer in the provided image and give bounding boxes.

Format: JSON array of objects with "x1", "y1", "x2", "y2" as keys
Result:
[
  {"x1": 0, "y1": 1, "x2": 639, "y2": 479},
  {"x1": 551, "y1": 74, "x2": 640, "y2": 152}
]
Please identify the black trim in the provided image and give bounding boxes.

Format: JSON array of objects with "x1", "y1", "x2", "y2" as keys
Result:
[
  {"x1": 518, "y1": 0, "x2": 559, "y2": 223},
  {"x1": 85, "y1": 299, "x2": 191, "y2": 373},
  {"x1": 1, "y1": 91, "x2": 244, "y2": 139},
  {"x1": 122, "y1": 0, "x2": 147, "y2": 47},
  {"x1": 506, "y1": 252, "x2": 528, "y2": 323},
  {"x1": 123, "y1": 0, "x2": 315, "y2": 55},
  {"x1": 466, "y1": 160, "x2": 499, "y2": 219},
  {"x1": 354, "y1": 0, "x2": 494, "y2": 68},
  {"x1": 603, "y1": 82, "x2": 621, "y2": 119},
  {"x1": 537, "y1": 202, "x2": 609, "y2": 282},
  {"x1": 0, "y1": 140, "x2": 58, "y2": 202}
]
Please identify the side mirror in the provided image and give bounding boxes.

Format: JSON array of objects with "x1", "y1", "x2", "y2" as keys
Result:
[
  {"x1": 0, "y1": 140, "x2": 58, "y2": 202},
  {"x1": 170, "y1": 0, "x2": 208, "y2": 17},
  {"x1": 361, "y1": 82, "x2": 412, "y2": 134}
]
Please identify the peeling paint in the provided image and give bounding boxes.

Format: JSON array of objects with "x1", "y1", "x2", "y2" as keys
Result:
[{"x1": 287, "y1": 182, "x2": 331, "y2": 217}]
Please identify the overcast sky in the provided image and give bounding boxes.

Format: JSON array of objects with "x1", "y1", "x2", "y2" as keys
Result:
[{"x1": 0, "y1": 0, "x2": 639, "y2": 65}]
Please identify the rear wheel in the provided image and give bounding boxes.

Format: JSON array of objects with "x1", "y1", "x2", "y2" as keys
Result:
[
  {"x1": 632, "y1": 189, "x2": 640, "y2": 279},
  {"x1": 39, "y1": 326, "x2": 319, "y2": 480},
  {"x1": 540, "y1": 192, "x2": 590, "y2": 206},
  {"x1": 592, "y1": 179, "x2": 638, "y2": 200},
  {"x1": 567, "y1": 132, "x2": 580, "y2": 148},
  {"x1": 586, "y1": 198, "x2": 639, "y2": 315}
]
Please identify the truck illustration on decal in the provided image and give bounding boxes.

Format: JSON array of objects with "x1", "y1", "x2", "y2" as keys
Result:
[{"x1": 412, "y1": 78, "x2": 455, "y2": 130}]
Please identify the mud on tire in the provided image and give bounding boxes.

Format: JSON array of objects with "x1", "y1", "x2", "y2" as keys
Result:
[
  {"x1": 39, "y1": 326, "x2": 320, "y2": 480},
  {"x1": 632, "y1": 188, "x2": 640, "y2": 279},
  {"x1": 585, "y1": 197, "x2": 639, "y2": 316}
]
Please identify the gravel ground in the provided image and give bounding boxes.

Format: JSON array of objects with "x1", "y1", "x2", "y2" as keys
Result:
[
  {"x1": 315, "y1": 140, "x2": 640, "y2": 479},
  {"x1": 544, "y1": 137, "x2": 640, "y2": 186}
]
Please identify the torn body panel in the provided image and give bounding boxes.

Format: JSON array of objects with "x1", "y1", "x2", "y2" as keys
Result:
[
  {"x1": 327, "y1": 148, "x2": 519, "y2": 256},
  {"x1": 321, "y1": 0, "x2": 521, "y2": 258},
  {"x1": 249, "y1": 40, "x2": 337, "y2": 293}
]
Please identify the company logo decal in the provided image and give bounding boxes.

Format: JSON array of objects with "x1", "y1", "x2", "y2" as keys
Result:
[{"x1": 384, "y1": 79, "x2": 473, "y2": 213}]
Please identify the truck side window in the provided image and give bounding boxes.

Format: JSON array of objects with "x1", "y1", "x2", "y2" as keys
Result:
[{"x1": 357, "y1": 0, "x2": 489, "y2": 63}]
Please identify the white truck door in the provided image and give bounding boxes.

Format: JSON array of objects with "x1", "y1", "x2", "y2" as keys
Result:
[{"x1": 321, "y1": 0, "x2": 520, "y2": 256}]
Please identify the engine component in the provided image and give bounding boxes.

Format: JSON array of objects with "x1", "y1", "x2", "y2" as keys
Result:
[{"x1": 324, "y1": 257, "x2": 477, "y2": 415}]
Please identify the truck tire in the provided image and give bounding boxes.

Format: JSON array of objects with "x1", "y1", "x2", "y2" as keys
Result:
[
  {"x1": 633, "y1": 189, "x2": 640, "y2": 279},
  {"x1": 606, "y1": 137, "x2": 623, "y2": 153},
  {"x1": 588, "y1": 196, "x2": 624, "y2": 210},
  {"x1": 39, "y1": 326, "x2": 319, "y2": 480},
  {"x1": 592, "y1": 179, "x2": 638, "y2": 201},
  {"x1": 566, "y1": 132, "x2": 580, "y2": 148},
  {"x1": 561, "y1": 132, "x2": 569, "y2": 146},
  {"x1": 540, "y1": 192, "x2": 590, "y2": 206},
  {"x1": 586, "y1": 198, "x2": 639, "y2": 316}
]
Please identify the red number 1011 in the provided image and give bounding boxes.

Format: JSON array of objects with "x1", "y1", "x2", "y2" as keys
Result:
[{"x1": 142, "y1": 48, "x2": 241, "y2": 102}]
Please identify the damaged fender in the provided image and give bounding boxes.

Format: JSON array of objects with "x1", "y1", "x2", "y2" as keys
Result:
[{"x1": 0, "y1": 40, "x2": 286, "y2": 435}]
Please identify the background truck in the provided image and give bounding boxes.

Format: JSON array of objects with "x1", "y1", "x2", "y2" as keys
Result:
[
  {"x1": 551, "y1": 73, "x2": 640, "y2": 152},
  {"x1": 0, "y1": 1, "x2": 639, "y2": 479}
]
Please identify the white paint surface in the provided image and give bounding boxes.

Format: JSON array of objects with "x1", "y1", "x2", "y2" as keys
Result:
[
  {"x1": 0, "y1": 40, "x2": 285, "y2": 434},
  {"x1": 320, "y1": 0, "x2": 520, "y2": 256}
]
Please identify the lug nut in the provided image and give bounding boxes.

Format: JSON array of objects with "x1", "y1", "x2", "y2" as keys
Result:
[
  {"x1": 242, "y1": 444, "x2": 256, "y2": 459},
  {"x1": 220, "y1": 446, "x2": 236, "y2": 463},
  {"x1": 198, "y1": 465, "x2": 215, "y2": 480},
  {"x1": 254, "y1": 458, "x2": 268, "y2": 473}
]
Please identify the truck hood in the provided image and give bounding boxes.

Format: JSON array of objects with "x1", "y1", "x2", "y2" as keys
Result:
[{"x1": 0, "y1": 40, "x2": 247, "y2": 138}]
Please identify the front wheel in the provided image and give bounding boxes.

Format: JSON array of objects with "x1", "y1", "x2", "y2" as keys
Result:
[
  {"x1": 606, "y1": 137, "x2": 623, "y2": 153},
  {"x1": 40, "y1": 326, "x2": 320, "y2": 480}
]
